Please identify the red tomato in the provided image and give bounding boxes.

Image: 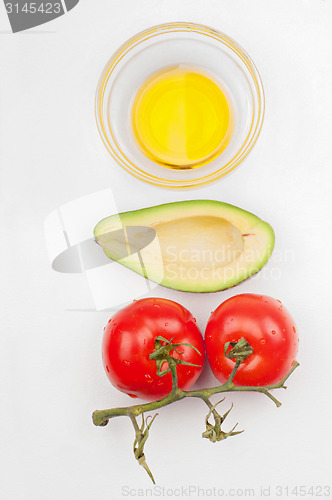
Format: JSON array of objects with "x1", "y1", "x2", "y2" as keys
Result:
[
  {"x1": 102, "y1": 298, "x2": 204, "y2": 401},
  {"x1": 205, "y1": 294, "x2": 298, "y2": 386}
]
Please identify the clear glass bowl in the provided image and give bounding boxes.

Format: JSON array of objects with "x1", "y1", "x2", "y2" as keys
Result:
[{"x1": 95, "y1": 22, "x2": 265, "y2": 189}]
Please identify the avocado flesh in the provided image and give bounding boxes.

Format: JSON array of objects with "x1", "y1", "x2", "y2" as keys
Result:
[{"x1": 94, "y1": 200, "x2": 275, "y2": 293}]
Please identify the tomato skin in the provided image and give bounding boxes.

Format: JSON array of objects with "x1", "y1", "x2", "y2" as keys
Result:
[
  {"x1": 205, "y1": 294, "x2": 298, "y2": 386},
  {"x1": 102, "y1": 298, "x2": 204, "y2": 401}
]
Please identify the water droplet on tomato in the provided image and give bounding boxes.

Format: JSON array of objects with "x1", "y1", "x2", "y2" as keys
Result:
[
  {"x1": 165, "y1": 322, "x2": 168, "y2": 327},
  {"x1": 145, "y1": 374, "x2": 153, "y2": 383},
  {"x1": 271, "y1": 330, "x2": 276, "y2": 335},
  {"x1": 260, "y1": 339, "x2": 266, "y2": 344},
  {"x1": 293, "y1": 326, "x2": 296, "y2": 333},
  {"x1": 128, "y1": 393, "x2": 138, "y2": 398},
  {"x1": 124, "y1": 360, "x2": 130, "y2": 366},
  {"x1": 277, "y1": 300, "x2": 282, "y2": 304},
  {"x1": 108, "y1": 318, "x2": 112, "y2": 323},
  {"x1": 193, "y1": 318, "x2": 197, "y2": 323},
  {"x1": 133, "y1": 299, "x2": 137, "y2": 302},
  {"x1": 153, "y1": 304, "x2": 161, "y2": 309},
  {"x1": 106, "y1": 366, "x2": 110, "y2": 372}
]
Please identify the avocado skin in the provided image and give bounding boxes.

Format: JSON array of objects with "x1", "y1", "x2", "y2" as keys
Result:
[{"x1": 94, "y1": 200, "x2": 275, "y2": 293}]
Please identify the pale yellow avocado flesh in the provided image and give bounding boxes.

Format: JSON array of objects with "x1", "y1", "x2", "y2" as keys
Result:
[{"x1": 94, "y1": 200, "x2": 275, "y2": 292}]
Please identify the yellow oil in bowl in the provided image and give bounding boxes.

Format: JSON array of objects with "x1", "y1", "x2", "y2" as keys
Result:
[{"x1": 132, "y1": 66, "x2": 233, "y2": 169}]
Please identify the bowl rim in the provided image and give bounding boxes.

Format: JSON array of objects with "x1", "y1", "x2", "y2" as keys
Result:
[{"x1": 95, "y1": 22, "x2": 265, "y2": 189}]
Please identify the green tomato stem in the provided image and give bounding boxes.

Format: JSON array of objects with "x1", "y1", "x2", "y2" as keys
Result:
[
  {"x1": 92, "y1": 336, "x2": 299, "y2": 485},
  {"x1": 92, "y1": 361, "x2": 299, "y2": 426}
]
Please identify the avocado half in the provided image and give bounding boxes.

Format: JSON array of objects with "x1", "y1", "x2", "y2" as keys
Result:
[{"x1": 94, "y1": 200, "x2": 275, "y2": 293}]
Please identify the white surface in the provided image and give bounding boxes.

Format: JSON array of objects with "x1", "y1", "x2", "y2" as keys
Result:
[{"x1": 1, "y1": 1, "x2": 332, "y2": 498}]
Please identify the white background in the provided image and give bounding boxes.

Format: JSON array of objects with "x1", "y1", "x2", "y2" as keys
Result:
[{"x1": 1, "y1": 1, "x2": 332, "y2": 498}]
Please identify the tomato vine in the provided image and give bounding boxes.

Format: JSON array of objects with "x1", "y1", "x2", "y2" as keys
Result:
[{"x1": 93, "y1": 337, "x2": 299, "y2": 484}]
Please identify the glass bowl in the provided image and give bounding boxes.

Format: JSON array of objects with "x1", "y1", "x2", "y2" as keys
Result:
[{"x1": 95, "y1": 22, "x2": 265, "y2": 189}]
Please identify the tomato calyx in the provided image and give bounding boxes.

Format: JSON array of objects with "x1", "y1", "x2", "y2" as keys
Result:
[
  {"x1": 202, "y1": 400, "x2": 243, "y2": 443},
  {"x1": 149, "y1": 335, "x2": 202, "y2": 381},
  {"x1": 224, "y1": 337, "x2": 254, "y2": 363},
  {"x1": 132, "y1": 413, "x2": 159, "y2": 484},
  {"x1": 224, "y1": 337, "x2": 254, "y2": 383}
]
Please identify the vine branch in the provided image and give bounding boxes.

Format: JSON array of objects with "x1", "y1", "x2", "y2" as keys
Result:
[{"x1": 92, "y1": 336, "x2": 299, "y2": 483}]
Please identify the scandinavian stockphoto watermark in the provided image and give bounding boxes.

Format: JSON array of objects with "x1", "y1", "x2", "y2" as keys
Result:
[
  {"x1": 3, "y1": 0, "x2": 79, "y2": 32},
  {"x1": 162, "y1": 244, "x2": 294, "y2": 283},
  {"x1": 44, "y1": 189, "x2": 162, "y2": 311}
]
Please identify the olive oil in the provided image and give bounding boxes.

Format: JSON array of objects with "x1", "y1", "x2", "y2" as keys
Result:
[{"x1": 132, "y1": 66, "x2": 233, "y2": 169}]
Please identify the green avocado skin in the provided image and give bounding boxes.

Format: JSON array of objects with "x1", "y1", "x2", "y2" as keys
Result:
[{"x1": 94, "y1": 200, "x2": 275, "y2": 293}]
